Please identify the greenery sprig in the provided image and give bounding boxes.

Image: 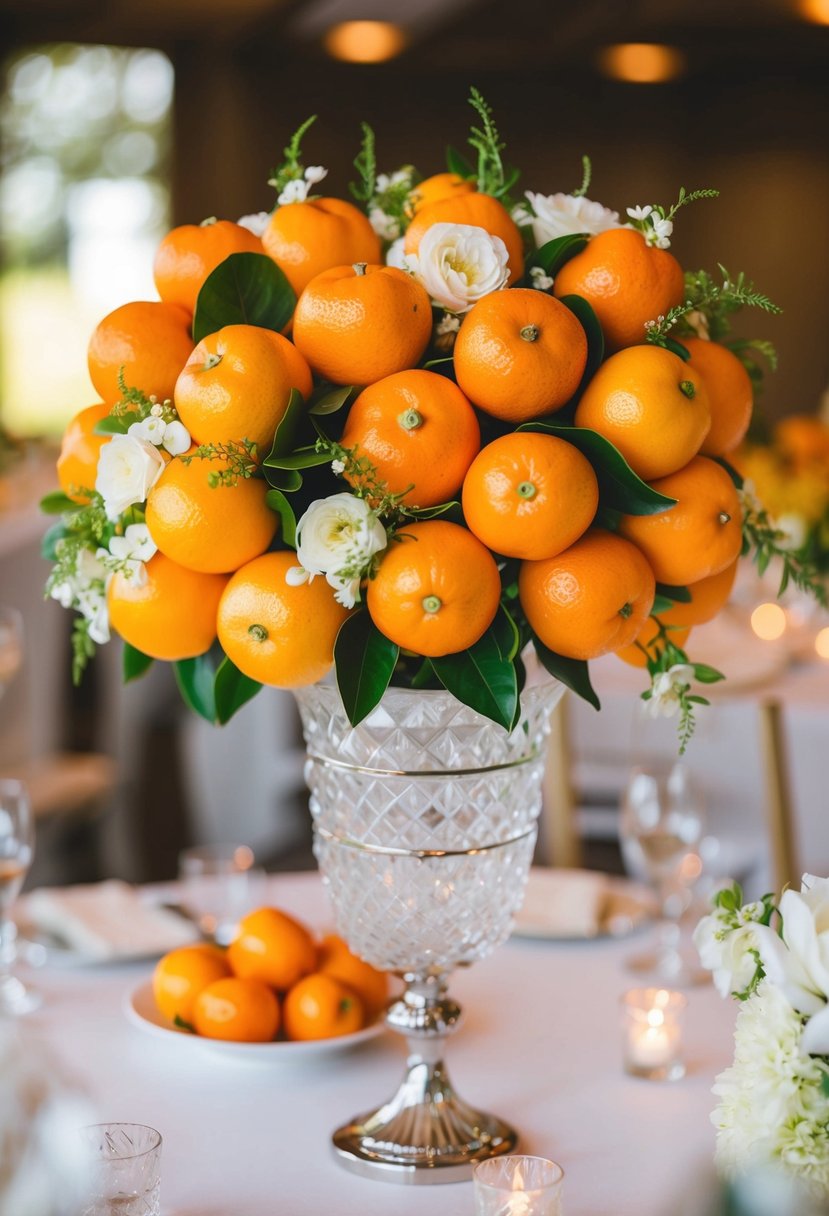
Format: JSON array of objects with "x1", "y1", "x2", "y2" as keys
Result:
[
  {"x1": 466, "y1": 87, "x2": 519, "y2": 204},
  {"x1": 350, "y1": 121, "x2": 376, "y2": 204},
  {"x1": 664, "y1": 185, "x2": 720, "y2": 224},
  {"x1": 646, "y1": 265, "x2": 781, "y2": 345},
  {"x1": 740, "y1": 487, "x2": 828, "y2": 607},
  {"x1": 572, "y1": 155, "x2": 592, "y2": 198},
  {"x1": 179, "y1": 440, "x2": 259, "y2": 487},
  {"x1": 268, "y1": 114, "x2": 317, "y2": 197},
  {"x1": 111, "y1": 370, "x2": 176, "y2": 423},
  {"x1": 317, "y1": 435, "x2": 413, "y2": 524},
  {"x1": 44, "y1": 493, "x2": 113, "y2": 683},
  {"x1": 639, "y1": 628, "x2": 725, "y2": 754}
]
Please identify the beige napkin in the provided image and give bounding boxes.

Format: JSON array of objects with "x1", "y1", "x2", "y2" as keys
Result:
[
  {"x1": 21, "y1": 880, "x2": 199, "y2": 960},
  {"x1": 516, "y1": 867, "x2": 609, "y2": 937}
]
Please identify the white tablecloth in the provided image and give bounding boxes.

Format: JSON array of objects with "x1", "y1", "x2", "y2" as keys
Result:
[{"x1": 20, "y1": 872, "x2": 738, "y2": 1216}]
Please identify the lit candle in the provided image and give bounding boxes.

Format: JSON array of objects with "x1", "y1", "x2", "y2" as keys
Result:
[
  {"x1": 473, "y1": 1156, "x2": 564, "y2": 1216},
  {"x1": 621, "y1": 988, "x2": 686, "y2": 1081}
]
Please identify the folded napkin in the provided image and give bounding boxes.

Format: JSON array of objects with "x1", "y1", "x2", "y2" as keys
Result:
[
  {"x1": 21, "y1": 880, "x2": 199, "y2": 960},
  {"x1": 517, "y1": 867, "x2": 609, "y2": 937}
]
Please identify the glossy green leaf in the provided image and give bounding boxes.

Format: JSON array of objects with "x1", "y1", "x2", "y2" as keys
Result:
[
  {"x1": 39, "y1": 491, "x2": 79, "y2": 515},
  {"x1": 656, "y1": 582, "x2": 692, "y2": 603},
  {"x1": 193, "y1": 252, "x2": 296, "y2": 343},
  {"x1": 431, "y1": 625, "x2": 519, "y2": 732},
  {"x1": 517, "y1": 421, "x2": 676, "y2": 516},
  {"x1": 650, "y1": 595, "x2": 676, "y2": 616},
  {"x1": 558, "y1": 294, "x2": 604, "y2": 390},
  {"x1": 93, "y1": 412, "x2": 140, "y2": 436},
  {"x1": 663, "y1": 337, "x2": 690, "y2": 362},
  {"x1": 692, "y1": 663, "x2": 726, "y2": 685},
  {"x1": 264, "y1": 488, "x2": 297, "y2": 548},
  {"x1": 491, "y1": 604, "x2": 520, "y2": 662},
  {"x1": 123, "y1": 642, "x2": 154, "y2": 683},
  {"x1": 335, "y1": 612, "x2": 399, "y2": 726},
  {"x1": 263, "y1": 466, "x2": 303, "y2": 493},
  {"x1": 714, "y1": 456, "x2": 744, "y2": 489},
  {"x1": 174, "y1": 654, "x2": 216, "y2": 723},
  {"x1": 531, "y1": 634, "x2": 601, "y2": 711},
  {"x1": 263, "y1": 389, "x2": 307, "y2": 466},
  {"x1": 214, "y1": 656, "x2": 262, "y2": 724},
  {"x1": 41, "y1": 521, "x2": 68, "y2": 560},
  {"x1": 308, "y1": 384, "x2": 360, "y2": 416},
  {"x1": 265, "y1": 446, "x2": 330, "y2": 472},
  {"x1": 527, "y1": 233, "x2": 588, "y2": 278}
]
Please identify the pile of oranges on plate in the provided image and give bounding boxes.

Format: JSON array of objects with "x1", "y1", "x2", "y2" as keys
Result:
[{"x1": 152, "y1": 907, "x2": 387, "y2": 1044}]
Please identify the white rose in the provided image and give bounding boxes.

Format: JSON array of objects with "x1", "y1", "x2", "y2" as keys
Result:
[
  {"x1": 385, "y1": 237, "x2": 409, "y2": 270},
  {"x1": 95, "y1": 435, "x2": 165, "y2": 521},
  {"x1": 407, "y1": 222, "x2": 509, "y2": 313},
  {"x1": 292, "y1": 493, "x2": 388, "y2": 598},
  {"x1": 517, "y1": 192, "x2": 621, "y2": 247}
]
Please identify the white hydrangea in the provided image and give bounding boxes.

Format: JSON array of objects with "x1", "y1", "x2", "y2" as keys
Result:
[
  {"x1": 287, "y1": 493, "x2": 388, "y2": 609},
  {"x1": 514, "y1": 191, "x2": 621, "y2": 247},
  {"x1": 406, "y1": 222, "x2": 509, "y2": 314}
]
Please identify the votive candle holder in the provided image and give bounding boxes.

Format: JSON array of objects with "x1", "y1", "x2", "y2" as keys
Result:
[
  {"x1": 473, "y1": 1155, "x2": 564, "y2": 1216},
  {"x1": 621, "y1": 987, "x2": 686, "y2": 1081}
]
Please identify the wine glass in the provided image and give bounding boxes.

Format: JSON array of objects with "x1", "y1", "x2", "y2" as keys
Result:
[
  {"x1": 619, "y1": 762, "x2": 707, "y2": 986},
  {"x1": 0, "y1": 778, "x2": 40, "y2": 1013},
  {"x1": 0, "y1": 606, "x2": 23, "y2": 702}
]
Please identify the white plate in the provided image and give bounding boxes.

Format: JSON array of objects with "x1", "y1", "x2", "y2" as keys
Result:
[
  {"x1": 124, "y1": 981, "x2": 386, "y2": 1061},
  {"x1": 511, "y1": 870, "x2": 655, "y2": 941}
]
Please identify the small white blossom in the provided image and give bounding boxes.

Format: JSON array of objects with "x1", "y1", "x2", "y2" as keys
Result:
[
  {"x1": 407, "y1": 222, "x2": 509, "y2": 314},
  {"x1": 96, "y1": 435, "x2": 165, "y2": 520},
  {"x1": 515, "y1": 192, "x2": 621, "y2": 247},
  {"x1": 107, "y1": 523, "x2": 158, "y2": 589},
  {"x1": 292, "y1": 493, "x2": 388, "y2": 607},
  {"x1": 529, "y1": 266, "x2": 554, "y2": 291},
  {"x1": 626, "y1": 204, "x2": 653, "y2": 222},
  {"x1": 738, "y1": 478, "x2": 763, "y2": 518},
  {"x1": 278, "y1": 178, "x2": 309, "y2": 206},
  {"x1": 128, "y1": 416, "x2": 167, "y2": 445},
  {"x1": 693, "y1": 904, "x2": 762, "y2": 998},
  {"x1": 150, "y1": 402, "x2": 164, "y2": 418},
  {"x1": 331, "y1": 458, "x2": 346, "y2": 475},
  {"x1": 773, "y1": 512, "x2": 808, "y2": 553},
  {"x1": 646, "y1": 662, "x2": 695, "y2": 718},
  {"x1": 376, "y1": 168, "x2": 411, "y2": 194},
  {"x1": 649, "y1": 215, "x2": 674, "y2": 249},
  {"x1": 327, "y1": 573, "x2": 362, "y2": 610},
  {"x1": 385, "y1": 237, "x2": 409, "y2": 271},
  {"x1": 237, "y1": 211, "x2": 270, "y2": 237},
  {"x1": 304, "y1": 165, "x2": 327, "y2": 186},
  {"x1": 285, "y1": 566, "x2": 309, "y2": 587},
  {"x1": 435, "y1": 312, "x2": 460, "y2": 336},
  {"x1": 369, "y1": 206, "x2": 400, "y2": 241},
  {"x1": 161, "y1": 420, "x2": 191, "y2": 456}
]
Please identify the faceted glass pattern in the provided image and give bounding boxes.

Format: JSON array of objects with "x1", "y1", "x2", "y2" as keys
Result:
[
  {"x1": 80, "y1": 1123, "x2": 162, "y2": 1216},
  {"x1": 295, "y1": 678, "x2": 564, "y2": 976}
]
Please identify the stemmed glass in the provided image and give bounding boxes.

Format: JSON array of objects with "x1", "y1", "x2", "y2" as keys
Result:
[
  {"x1": 619, "y1": 761, "x2": 706, "y2": 986},
  {"x1": 0, "y1": 778, "x2": 40, "y2": 1013},
  {"x1": 0, "y1": 606, "x2": 23, "y2": 701}
]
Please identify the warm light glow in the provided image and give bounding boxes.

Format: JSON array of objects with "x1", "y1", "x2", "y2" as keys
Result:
[
  {"x1": 815, "y1": 627, "x2": 829, "y2": 659},
  {"x1": 798, "y1": 0, "x2": 829, "y2": 24},
  {"x1": 751, "y1": 602, "x2": 787, "y2": 641},
  {"x1": 598, "y1": 42, "x2": 685, "y2": 83},
  {"x1": 324, "y1": 20, "x2": 406, "y2": 63}
]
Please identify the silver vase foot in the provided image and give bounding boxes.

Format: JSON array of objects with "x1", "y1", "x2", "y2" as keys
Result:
[{"x1": 332, "y1": 974, "x2": 517, "y2": 1184}]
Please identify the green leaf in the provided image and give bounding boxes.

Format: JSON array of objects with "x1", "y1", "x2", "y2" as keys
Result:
[
  {"x1": 656, "y1": 582, "x2": 692, "y2": 603},
  {"x1": 308, "y1": 384, "x2": 360, "y2": 416},
  {"x1": 173, "y1": 1014, "x2": 196, "y2": 1033},
  {"x1": 264, "y1": 488, "x2": 297, "y2": 548},
  {"x1": 173, "y1": 654, "x2": 217, "y2": 723},
  {"x1": 262, "y1": 388, "x2": 307, "y2": 465},
  {"x1": 214, "y1": 655, "x2": 262, "y2": 725},
  {"x1": 265, "y1": 446, "x2": 330, "y2": 472},
  {"x1": 39, "y1": 490, "x2": 79, "y2": 515},
  {"x1": 517, "y1": 421, "x2": 676, "y2": 516},
  {"x1": 431, "y1": 624, "x2": 519, "y2": 732},
  {"x1": 406, "y1": 500, "x2": 465, "y2": 523},
  {"x1": 491, "y1": 603, "x2": 520, "y2": 662},
  {"x1": 714, "y1": 456, "x2": 744, "y2": 490},
  {"x1": 93, "y1": 412, "x2": 140, "y2": 436},
  {"x1": 527, "y1": 234, "x2": 588, "y2": 277},
  {"x1": 41, "y1": 520, "x2": 68, "y2": 560},
  {"x1": 558, "y1": 294, "x2": 604, "y2": 392},
  {"x1": 821, "y1": 1070, "x2": 829, "y2": 1099},
  {"x1": 650, "y1": 595, "x2": 676, "y2": 616},
  {"x1": 263, "y1": 466, "x2": 303, "y2": 493},
  {"x1": 531, "y1": 633, "x2": 601, "y2": 710},
  {"x1": 123, "y1": 642, "x2": 154, "y2": 683},
  {"x1": 334, "y1": 612, "x2": 399, "y2": 726},
  {"x1": 692, "y1": 663, "x2": 726, "y2": 685},
  {"x1": 446, "y1": 145, "x2": 475, "y2": 178},
  {"x1": 422, "y1": 355, "x2": 455, "y2": 370},
  {"x1": 663, "y1": 337, "x2": 690, "y2": 362},
  {"x1": 193, "y1": 252, "x2": 296, "y2": 343}
]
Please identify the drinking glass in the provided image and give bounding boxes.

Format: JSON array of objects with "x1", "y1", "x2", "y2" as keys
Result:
[
  {"x1": 619, "y1": 762, "x2": 706, "y2": 985},
  {"x1": 178, "y1": 843, "x2": 265, "y2": 944},
  {"x1": 0, "y1": 778, "x2": 40, "y2": 1013},
  {"x1": 0, "y1": 606, "x2": 23, "y2": 702},
  {"x1": 79, "y1": 1123, "x2": 162, "y2": 1216}
]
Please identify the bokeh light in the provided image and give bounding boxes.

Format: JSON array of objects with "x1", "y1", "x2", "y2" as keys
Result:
[
  {"x1": 598, "y1": 43, "x2": 686, "y2": 83},
  {"x1": 750, "y1": 602, "x2": 788, "y2": 641},
  {"x1": 324, "y1": 21, "x2": 406, "y2": 63}
]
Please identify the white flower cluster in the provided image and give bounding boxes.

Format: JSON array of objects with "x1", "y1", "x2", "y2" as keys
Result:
[
  {"x1": 277, "y1": 165, "x2": 327, "y2": 206},
  {"x1": 406, "y1": 222, "x2": 510, "y2": 314},
  {"x1": 514, "y1": 191, "x2": 621, "y2": 247},
  {"x1": 369, "y1": 168, "x2": 413, "y2": 241},
  {"x1": 693, "y1": 889, "x2": 768, "y2": 998},
  {"x1": 646, "y1": 662, "x2": 695, "y2": 718},
  {"x1": 49, "y1": 524, "x2": 158, "y2": 647},
  {"x1": 626, "y1": 204, "x2": 673, "y2": 249},
  {"x1": 287, "y1": 493, "x2": 388, "y2": 609},
  {"x1": 95, "y1": 409, "x2": 189, "y2": 521},
  {"x1": 237, "y1": 211, "x2": 271, "y2": 237}
]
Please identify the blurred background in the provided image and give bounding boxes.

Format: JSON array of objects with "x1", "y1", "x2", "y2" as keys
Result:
[{"x1": 1, "y1": 0, "x2": 828, "y2": 894}]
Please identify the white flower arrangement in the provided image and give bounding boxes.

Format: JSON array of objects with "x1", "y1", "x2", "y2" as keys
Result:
[
  {"x1": 287, "y1": 493, "x2": 388, "y2": 609},
  {"x1": 406, "y1": 221, "x2": 510, "y2": 314},
  {"x1": 697, "y1": 877, "x2": 829, "y2": 1196},
  {"x1": 514, "y1": 190, "x2": 621, "y2": 247}
]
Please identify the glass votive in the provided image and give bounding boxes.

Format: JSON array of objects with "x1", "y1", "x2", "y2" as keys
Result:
[
  {"x1": 178, "y1": 843, "x2": 266, "y2": 944},
  {"x1": 79, "y1": 1123, "x2": 162, "y2": 1215},
  {"x1": 621, "y1": 987, "x2": 687, "y2": 1081},
  {"x1": 473, "y1": 1155, "x2": 565, "y2": 1216}
]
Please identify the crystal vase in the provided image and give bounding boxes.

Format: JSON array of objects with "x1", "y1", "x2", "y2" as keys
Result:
[{"x1": 294, "y1": 672, "x2": 564, "y2": 1184}]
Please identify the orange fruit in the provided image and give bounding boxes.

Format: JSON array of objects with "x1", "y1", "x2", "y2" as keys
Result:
[
  {"x1": 292, "y1": 263, "x2": 432, "y2": 385},
  {"x1": 618, "y1": 456, "x2": 742, "y2": 585},
  {"x1": 403, "y1": 192, "x2": 524, "y2": 285},
  {"x1": 553, "y1": 228, "x2": 684, "y2": 352},
  {"x1": 145, "y1": 454, "x2": 277, "y2": 574},
  {"x1": 262, "y1": 198, "x2": 381, "y2": 298},
  {"x1": 519, "y1": 529, "x2": 656, "y2": 660},
  {"x1": 340, "y1": 370, "x2": 480, "y2": 508},
  {"x1": 283, "y1": 973, "x2": 364, "y2": 1041},
  {"x1": 407, "y1": 172, "x2": 475, "y2": 217},
  {"x1": 574, "y1": 345, "x2": 711, "y2": 481},
  {"x1": 174, "y1": 324, "x2": 312, "y2": 454},
  {"x1": 56, "y1": 402, "x2": 111, "y2": 503},
  {"x1": 615, "y1": 617, "x2": 692, "y2": 668},
  {"x1": 317, "y1": 934, "x2": 388, "y2": 1021},
  {"x1": 461, "y1": 433, "x2": 599, "y2": 560},
  {"x1": 773, "y1": 414, "x2": 829, "y2": 469},
  {"x1": 217, "y1": 552, "x2": 350, "y2": 688},
  {"x1": 653, "y1": 559, "x2": 738, "y2": 629},
  {"x1": 108, "y1": 552, "x2": 227, "y2": 661},
  {"x1": 153, "y1": 944, "x2": 231, "y2": 1026},
  {"x1": 682, "y1": 337, "x2": 754, "y2": 457},
  {"x1": 153, "y1": 219, "x2": 263, "y2": 315},
  {"x1": 88, "y1": 301, "x2": 194, "y2": 406},
  {"x1": 227, "y1": 906, "x2": 317, "y2": 991},
  {"x1": 453, "y1": 289, "x2": 588, "y2": 421},
  {"x1": 366, "y1": 520, "x2": 501, "y2": 657},
  {"x1": 193, "y1": 977, "x2": 280, "y2": 1043}
]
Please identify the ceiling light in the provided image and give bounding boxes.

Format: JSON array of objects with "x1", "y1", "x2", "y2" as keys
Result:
[
  {"x1": 324, "y1": 20, "x2": 406, "y2": 63},
  {"x1": 598, "y1": 43, "x2": 686, "y2": 84},
  {"x1": 798, "y1": 0, "x2": 829, "y2": 23}
]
